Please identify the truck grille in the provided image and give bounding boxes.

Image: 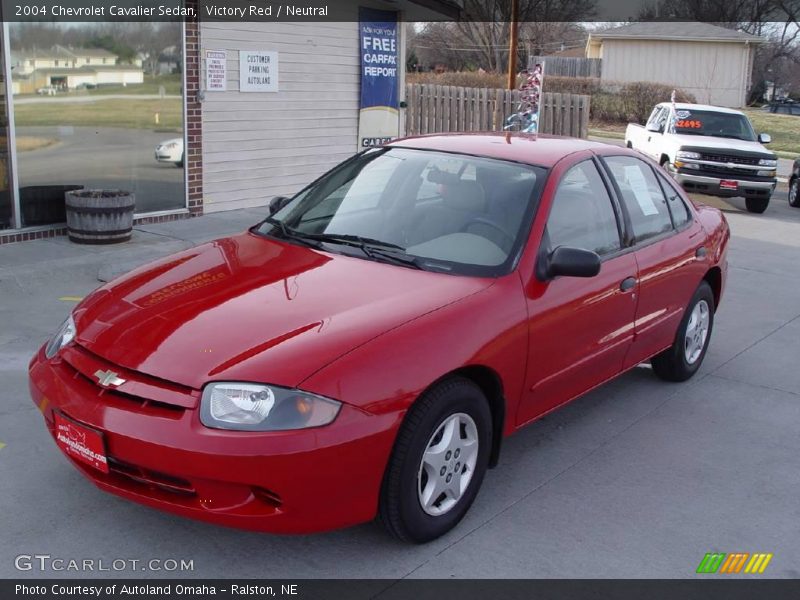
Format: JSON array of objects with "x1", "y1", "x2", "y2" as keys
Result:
[{"x1": 699, "y1": 153, "x2": 762, "y2": 166}]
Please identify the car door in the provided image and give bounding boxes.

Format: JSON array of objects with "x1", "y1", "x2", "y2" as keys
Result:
[
  {"x1": 599, "y1": 154, "x2": 708, "y2": 368},
  {"x1": 516, "y1": 157, "x2": 639, "y2": 427}
]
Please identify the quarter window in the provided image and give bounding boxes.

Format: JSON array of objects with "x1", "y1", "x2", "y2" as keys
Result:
[
  {"x1": 546, "y1": 160, "x2": 621, "y2": 256},
  {"x1": 657, "y1": 172, "x2": 693, "y2": 228},
  {"x1": 604, "y1": 156, "x2": 674, "y2": 243}
]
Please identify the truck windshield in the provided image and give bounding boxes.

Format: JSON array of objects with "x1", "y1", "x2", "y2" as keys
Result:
[{"x1": 671, "y1": 110, "x2": 756, "y2": 142}]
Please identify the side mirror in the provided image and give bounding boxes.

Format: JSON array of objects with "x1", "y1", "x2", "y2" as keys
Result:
[
  {"x1": 546, "y1": 246, "x2": 601, "y2": 279},
  {"x1": 268, "y1": 195, "x2": 290, "y2": 215},
  {"x1": 758, "y1": 133, "x2": 772, "y2": 144}
]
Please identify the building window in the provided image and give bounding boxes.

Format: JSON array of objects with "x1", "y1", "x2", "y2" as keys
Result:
[{"x1": 4, "y1": 23, "x2": 187, "y2": 230}]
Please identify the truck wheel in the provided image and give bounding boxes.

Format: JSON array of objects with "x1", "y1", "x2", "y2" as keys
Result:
[
  {"x1": 626, "y1": 141, "x2": 633, "y2": 149},
  {"x1": 659, "y1": 156, "x2": 670, "y2": 171},
  {"x1": 745, "y1": 197, "x2": 769, "y2": 213},
  {"x1": 789, "y1": 178, "x2": 800, "y2": 208}
]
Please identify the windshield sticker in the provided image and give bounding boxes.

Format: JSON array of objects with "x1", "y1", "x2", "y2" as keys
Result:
[
  {"x1": 623, "y1": 166, "x2": 660, "y2": 216},
  {"x1": 676, "y1": 119, "x2": 702, "y2": 129},
  {"x1": 676, "y1": 110, "x2": 691, "y2": 119}
]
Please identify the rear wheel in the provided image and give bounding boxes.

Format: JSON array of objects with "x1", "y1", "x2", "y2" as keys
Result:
[
  {"x1": 789, "y1": 178, "x2": 800, "y2": 208},
  {"x1": 380, "y1": 377, "x2": 492, "y2": 543},
  {"x1": 652, "y1": 281, "x2": 715, "y2": 382},
  {"x1": 745, "y1": 197, "x2": 769, "y2": 213}
]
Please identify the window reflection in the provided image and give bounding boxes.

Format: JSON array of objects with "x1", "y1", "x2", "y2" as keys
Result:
[{"x1": 9, "y1": 22, "x2": 185, "y2": 228}]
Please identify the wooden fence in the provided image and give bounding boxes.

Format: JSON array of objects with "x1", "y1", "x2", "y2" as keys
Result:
[
  {"x1": 531, "y1": 56, "x2": 602, "y2": 78},
  {"x1": 404, "y1": 84, "x2": 590, "y2": 139}
]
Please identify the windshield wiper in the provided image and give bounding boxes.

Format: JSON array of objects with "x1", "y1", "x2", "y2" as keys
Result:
[
  {"x1": 292, "y1": 232, "x2": 425, "y2": 270},
  {"x1": 293, "y1": 232, "x2": 405, "y2": 251},
  {"x1": 262, "y1": 217, "x2": 323, "y2": 249}
]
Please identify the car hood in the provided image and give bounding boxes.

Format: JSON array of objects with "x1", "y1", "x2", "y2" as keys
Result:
[
  {"x1": 671, "y1": 134, "x2": 774, "y2": 157},
  {"x1": 73, "y1": 232, "x2": 492, "y2": 390},
  {"x1": 157, "y1": 138, "x2": 183, "y2": 148}
]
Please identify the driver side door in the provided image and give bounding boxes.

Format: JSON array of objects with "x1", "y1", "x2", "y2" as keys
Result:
[{"x1": 516, "y1": 158, "x2": 639, "y2": 426}]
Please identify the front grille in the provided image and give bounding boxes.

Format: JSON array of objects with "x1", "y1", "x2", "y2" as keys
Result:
[
  {"x1": 699, "y1": 153, "x2": 762, "y2": 166},
  {"x1": 696, "y1": 165, "x2": 767, "y2": 179},
  {"x1": 60, "y1": 358, "x2": 185, "y2": 418},
  {"x1": 107, "y1": 457, "x2": 196, "y2": 497}
]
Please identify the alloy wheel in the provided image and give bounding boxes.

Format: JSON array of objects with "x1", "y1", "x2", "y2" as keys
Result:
[{"x1": 417, "y1": 412, "x2": 479, "y2": 516}]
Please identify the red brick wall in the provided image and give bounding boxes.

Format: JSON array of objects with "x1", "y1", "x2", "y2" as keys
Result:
[{"x1": 185, "y1": 5, "x2": 203, "y2": 217}]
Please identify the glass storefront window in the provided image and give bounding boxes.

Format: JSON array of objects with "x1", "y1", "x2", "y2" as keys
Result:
[{"x1": 6, "y1": 22, "x2": 186, "y2": 229}]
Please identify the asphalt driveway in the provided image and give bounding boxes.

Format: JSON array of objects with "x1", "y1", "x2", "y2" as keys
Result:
[{"x1": 0, "y1": 192, "x2": 799, "y2": 579}]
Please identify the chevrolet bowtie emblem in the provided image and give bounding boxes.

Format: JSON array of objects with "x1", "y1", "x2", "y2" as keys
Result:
[{"x1": 94, "y1": 369, "x2": 126, "y2": 387}]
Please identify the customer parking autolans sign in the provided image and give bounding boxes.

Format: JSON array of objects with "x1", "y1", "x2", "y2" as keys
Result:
[{"x1": 358, "y1": 8, "x2": 400, "y2": 149}]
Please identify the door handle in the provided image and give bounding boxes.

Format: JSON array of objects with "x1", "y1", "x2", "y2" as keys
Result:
[{"x1": 620, "y1": 277, "x2": 637, "y2": 292}]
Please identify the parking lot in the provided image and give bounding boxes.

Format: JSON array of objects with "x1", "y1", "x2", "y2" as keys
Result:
[{"x1": 1, "y1": 188, "x2": 799, "y2": 579}]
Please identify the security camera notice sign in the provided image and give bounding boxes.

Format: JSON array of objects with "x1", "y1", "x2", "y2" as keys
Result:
[{"x1": 239, "y1": 51, "x2": 279, "y2": 92}]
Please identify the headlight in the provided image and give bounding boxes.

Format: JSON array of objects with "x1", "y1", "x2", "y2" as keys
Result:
[
  {"x1": 200, "y1": 382, "x2": 341, "y2": 431},
  {"x1": 758, "y1": 158, "x2": 778, "y2": 167},
  {"x1": 676, "y1": 151, "x2": 701, "y2": 160},
  {"x1": 165, "y1": 142, "x2": 179, "y2": 150},
  {"x1": 45, "y1": 315, "x2": 76, "y2": 359}
]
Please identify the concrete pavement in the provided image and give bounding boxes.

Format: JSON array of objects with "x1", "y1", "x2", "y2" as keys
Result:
[{"x1": 1, "y1": 195, "x2": 799, "y2": 579}]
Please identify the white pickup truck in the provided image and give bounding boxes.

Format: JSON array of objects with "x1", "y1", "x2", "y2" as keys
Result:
[{"x1": 625, "y1": 102, "x2": 778, "y2": 213}]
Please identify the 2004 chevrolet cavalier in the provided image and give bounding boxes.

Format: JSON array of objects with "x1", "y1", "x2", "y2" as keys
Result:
[{"x1": 30, "y1": 134, "x2": 729, "y2": 542}]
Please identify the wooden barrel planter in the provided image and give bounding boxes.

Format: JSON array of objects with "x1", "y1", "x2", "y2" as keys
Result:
[{"x1": 65, "y1": 189, "x2": 135, "y2": 244}]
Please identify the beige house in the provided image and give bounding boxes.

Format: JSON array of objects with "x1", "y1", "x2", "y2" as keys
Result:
[
  {"x1": 14, "y1": 46, "x2": 119, "y2": 75},
  {"x1": 586, "y1": 22, "x2": 765, "y2": 108}
]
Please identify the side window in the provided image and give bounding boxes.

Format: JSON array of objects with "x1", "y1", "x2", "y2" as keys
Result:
[
  {"x1": 604, "y1": 156, "x2": 674, "y2": 242},
  {"x1": 657, "y1": 172, "x2": 693, "y2": 228},
  {"x1": 647, "y1": 106, "x2": 669, "y2": 131},
  {"x1": 646, "y1": 106, "x2": 663, "y2": 129},
  {"x1": 546, "y1": 160, "x2": 621, "y2": 256}
]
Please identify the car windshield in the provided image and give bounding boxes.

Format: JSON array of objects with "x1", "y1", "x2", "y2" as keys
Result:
[
  {"x1": 671, "y1": 110, "x2": 756, "y2": 141},
  {"x1": 255, "y1": 147, "x2": 545, "y2": 276}
]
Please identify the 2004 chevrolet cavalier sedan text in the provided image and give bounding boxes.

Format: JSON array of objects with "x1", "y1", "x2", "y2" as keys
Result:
[{"x1": 29, "y1": 135, "x2": 729, "y2": 543}]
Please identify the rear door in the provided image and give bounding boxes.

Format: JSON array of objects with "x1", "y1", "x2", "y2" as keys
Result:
[
  {"x1": 599, "y1": 154, "x2": 707, "y2": 368},
  {"x1": 517, "y1": 157, "x2": 638, "y2": 426}
]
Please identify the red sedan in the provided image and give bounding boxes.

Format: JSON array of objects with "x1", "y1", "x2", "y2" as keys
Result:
[{"x1": 29, "y1": 134, "x2": 729, "y2": 543}]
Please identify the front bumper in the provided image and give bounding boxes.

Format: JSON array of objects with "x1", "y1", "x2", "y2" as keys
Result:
[
  {"x1": 673, "y1": 171, "x2": 776, "y2": 199},
  {"x1": 29, "y1": 344, "x2": 400, "y2": 534}
]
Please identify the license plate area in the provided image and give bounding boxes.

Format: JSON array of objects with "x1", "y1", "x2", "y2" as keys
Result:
[
  {"x1": 720, "y1": 179, "x2": 739, "y2": 190},
  {"x1": 54, "y1": 412, "x2": 109, "y2": 474}
]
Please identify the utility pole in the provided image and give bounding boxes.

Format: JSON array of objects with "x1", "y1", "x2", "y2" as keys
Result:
[{"x1": 507, "y1": 0, "x2": 519, "y2": 90}]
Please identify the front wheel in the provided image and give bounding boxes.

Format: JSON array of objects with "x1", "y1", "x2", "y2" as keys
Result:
[
  {"x1": 379, "y1": 377, "x2": 492, "y2": 543},
  {"x1": 745, "y1": 197, "x2": 770, "y2": 213},
  {"x1": 789, "y1": 178, "x2": 800, "y2": 208},
  {"x1": 651, "y1": 281, "x2": 715, "y2": 382}
]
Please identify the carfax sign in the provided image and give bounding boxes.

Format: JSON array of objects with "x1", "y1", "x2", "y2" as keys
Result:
[{"x1": 358, "y1": 7, "x2": 400, "y2": 149}]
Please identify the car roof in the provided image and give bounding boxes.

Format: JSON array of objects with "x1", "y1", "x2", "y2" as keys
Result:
[
  {"x1": 658, "y1": 102, "x2": 745, "y2": 116},
  {"x1": 387, "y1": 133, "x2": 612, "y2": 168}
]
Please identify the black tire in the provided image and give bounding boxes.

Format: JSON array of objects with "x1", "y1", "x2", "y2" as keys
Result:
[
  {"x1": 651, "y1": 281, "x2": 715, "y2": 382},
  {"x1": 745, "y1": 197, "x2": 769, "y2": 213},
  {"x1": 626, "y1": 141, "x2": 633, "y2": 149},
  {"x1": 379, "y1": 377, "x2": 492, "y2": 543},
  {"x1": 789, "y1": 177, "x2": 800, "y2": 208}
]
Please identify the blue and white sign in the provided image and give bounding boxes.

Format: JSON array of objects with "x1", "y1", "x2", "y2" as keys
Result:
[{"x1": 358, "y1": 8, "x2": 400, "y2": 149}]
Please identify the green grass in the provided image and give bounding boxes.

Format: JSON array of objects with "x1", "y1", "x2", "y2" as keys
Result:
[
  {"x1": 85, "y1": 73, "x2": 182, "y2": 96},
  {"x1": 14, "y1": 97, "x2": 183, "y2": 131},
  {"x1": 740, "y1": 108, "x2": 800, "y2": 157}
]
